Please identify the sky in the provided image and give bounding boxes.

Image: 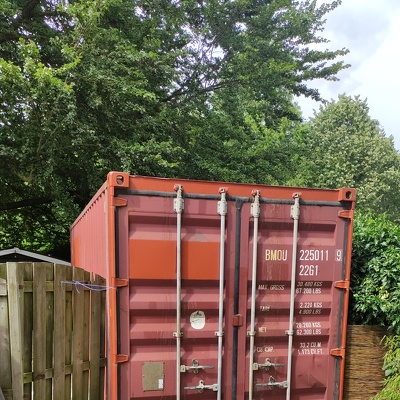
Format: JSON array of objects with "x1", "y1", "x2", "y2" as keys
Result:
[{"x1": 298, "y1": 0, "x2": 400, "y2": 150}]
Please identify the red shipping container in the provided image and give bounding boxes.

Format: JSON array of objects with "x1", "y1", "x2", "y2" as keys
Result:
[{"x1": 71, "y1": 172, "x2": 356, "y2": 400}]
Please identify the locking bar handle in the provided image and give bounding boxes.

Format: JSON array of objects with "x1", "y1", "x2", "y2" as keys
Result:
[
  {"x1": 184, "y1": 380, "x2": 219, "y2": 393},
  {"x1": 181, "y1": 359, "x2": 215, "y2": 374},
  {"x1": 253, "y1": 358, "x2": 286, "y2": 371},
  {"x1": 256, "y1": 376, "x2": 288, "y2": 389}
]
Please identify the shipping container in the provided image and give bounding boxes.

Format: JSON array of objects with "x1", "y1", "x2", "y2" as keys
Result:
[{"x1": 70, "y1": 172, "x2": 356, "y2": 400}]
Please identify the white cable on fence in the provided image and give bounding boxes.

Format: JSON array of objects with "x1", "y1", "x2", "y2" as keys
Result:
[{"x1": 61, "y1": 281, "x2": 113, "y2": 293}]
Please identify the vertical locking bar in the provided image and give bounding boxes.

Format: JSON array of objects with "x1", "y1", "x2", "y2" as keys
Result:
[
  {"x1": 174, "y1": 184, "x2": 184, "y2": 400},
  {"x1": 216, "y1": 188, "x2": 228, "y2": 400},
  {"x1": 286, "y1": 193, "x2": 301, "y2": 400},
  {"x1": 249, "y1": 190, "x2": 261, "y2": 400}
]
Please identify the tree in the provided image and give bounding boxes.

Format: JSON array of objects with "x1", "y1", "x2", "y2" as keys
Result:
[
  {"x1": 292, "y1": 95, "x2": 400, "y2": 219},
  {"x1": 1, "y1": 0, "x2": 349, "y2": 255}
]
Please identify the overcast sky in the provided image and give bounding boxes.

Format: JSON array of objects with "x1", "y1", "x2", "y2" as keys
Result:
[{"x1": 298, "y1": 0, "x2": 400, "y2": 150}]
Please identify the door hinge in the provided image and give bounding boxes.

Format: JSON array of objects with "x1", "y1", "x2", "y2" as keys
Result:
[
  {"x1": 334, "y1": 280, "x2": 350, "y2": 290},
  {"x1": 115, "y1": 354, "x2": 129, "y2": 363},
  {"x1": 338, "y1": 209, "x2": 353, "y2": 219},
  {"x1": 112, "y1": 278, "x2": 128, "y2": 288},
  {"x1": 111, "y1": 197, "x2": 128, "y2": 207},
  {"x1": 330, "y1": 348, "x2": 345, "y2": 358}
]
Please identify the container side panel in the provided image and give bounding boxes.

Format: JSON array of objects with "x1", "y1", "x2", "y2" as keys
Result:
[{"x1": 71, "y1": 190, "x2": 107, "y2": 278}]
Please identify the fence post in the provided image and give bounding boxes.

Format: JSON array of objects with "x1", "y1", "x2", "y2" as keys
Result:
[
  {"x1": 33, "y1": 263, "x2": 47, "y2": 399},
  {"x1": 72, "y1": 267, "x2": 85, "y2": 399},
  {"x1": 89, "y1": 274, "x2": 103, "y2": 399},
  {"x1": 53, "y1": 264, "x2": 66, "y2": 398},
  {"x1": 7, "y1": 262, "x2": 24, "y2": 400}
]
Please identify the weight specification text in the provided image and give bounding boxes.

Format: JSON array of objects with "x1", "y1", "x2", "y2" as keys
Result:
[{"x1": 296, "y1": 321, "x2": 322, "y2": 335}]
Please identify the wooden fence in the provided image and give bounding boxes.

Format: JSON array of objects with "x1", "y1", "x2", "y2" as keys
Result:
[
  {"x1": 344, "y1": 325, "x2": 387, "y2": 400},
  {"x1": 0, "y1": 262, "x2": 106, "y2": 400}
]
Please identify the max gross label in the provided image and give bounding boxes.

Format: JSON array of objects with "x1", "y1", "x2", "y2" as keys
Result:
[{"x1": 256, "y1": 246, "x2": 339, "y2": 356}]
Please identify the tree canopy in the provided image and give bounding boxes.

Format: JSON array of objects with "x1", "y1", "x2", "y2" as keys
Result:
[
  {"x1": 291, "y1": 94, "x2": 400, "y2": 219},
  {"x1": 0, "y1": 0, "x2": 350, "y2": 255}
]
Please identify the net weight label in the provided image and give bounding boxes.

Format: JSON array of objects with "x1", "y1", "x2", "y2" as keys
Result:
[{"x1": 296, "y1": 321, "x2": 322, "y2": 335}]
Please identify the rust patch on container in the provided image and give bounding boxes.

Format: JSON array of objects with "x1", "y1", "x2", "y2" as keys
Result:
[{"x1": 232, "y1": 314, "x2": 243, "y2": 327}]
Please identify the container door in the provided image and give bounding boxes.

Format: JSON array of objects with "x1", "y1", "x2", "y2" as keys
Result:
[
  {"x1": 114, "y1": 187, "x2": 353, "y2": 400},
  {"x1": 241, "y1": 197, "x2": 352, "y2": 400},
  {"x1": 116, "y1": 189, "x2": 229, "y2": 400}
]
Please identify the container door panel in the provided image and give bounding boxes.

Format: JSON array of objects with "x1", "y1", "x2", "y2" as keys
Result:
[
  {"x1": 242, "y1": 201, "x2": 350, "y2": 400},
  {"x1": 125, "y1": 194, "x2": 223, "y2": 400}
]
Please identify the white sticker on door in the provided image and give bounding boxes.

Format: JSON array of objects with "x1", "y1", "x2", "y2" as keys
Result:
[{"x1": 190, "y1": 310, "x2": 206, "y2": 330}]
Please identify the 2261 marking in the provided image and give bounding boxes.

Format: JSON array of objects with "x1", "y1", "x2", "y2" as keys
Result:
[{"x1": 299, "y1": 265, "x2": 319, "y2": 276}]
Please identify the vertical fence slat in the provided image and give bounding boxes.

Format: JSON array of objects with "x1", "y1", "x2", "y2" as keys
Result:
[
  {"x1": 72, "y1": 267, "x2": 85, "y2": 399},
  {"x1": 53, "y1": 264, "x2": 66, "y2": 399},
  {"x1": 64, "y1": 266, "x2": 73, "y2": 400},
  {"x1": 45, "y1": 264, "x2": 54, "y2": 399},
  {"x1": 33, "y1": 263, "x2": 47, "y2": 400},
  {"x1": 23, "y1": 263, "x2": 33, "y2": 400},
  {"x1": 99, "y1": 281, "x2": 106, "y2": 398},
  {"x1": 89, "y1": 275, "x2": 102, "y2": 400},
  {"x1": 7, "y1": 262, "x2": 24, "y2": 400},
  {"x1": 82, "y1": 270, "x2": 90, "y2": 399},
  {"x1": 0, "y1": 264, "x2": 12, "y2": 397}
]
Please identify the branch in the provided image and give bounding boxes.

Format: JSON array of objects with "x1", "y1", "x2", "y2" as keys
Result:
[
  {"x1": 0, "y1": 197, "x2": 53, "y2": 211},
  {"x1": 163, "y1": 80, "x2": 241, "y2": 107},
  {"x1": 0, "y1": 31, "x2": 25, "y2": 43},
  {"x1": 21, "y1": 0, "x2": 41, "y2": 19}
]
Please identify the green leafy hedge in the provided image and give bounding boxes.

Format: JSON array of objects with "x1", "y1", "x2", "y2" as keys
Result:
[
  {"x1": 350, "y1": 212, "x2": 400, "y2": 333},
  {"x1": 350, "y1": 212, "x2": 400, "y2": 398}
]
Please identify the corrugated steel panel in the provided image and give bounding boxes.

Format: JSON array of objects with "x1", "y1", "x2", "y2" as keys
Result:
[
  {"x1": 71, "y1": 184, "x2": 108, "y2": 278},
  {"x1": 71, "y1": 172, "x2": 355, "y2": 400}
]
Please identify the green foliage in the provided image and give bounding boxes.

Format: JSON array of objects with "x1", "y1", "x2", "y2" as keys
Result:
[
  {"x1": 0, "y1": 38, "x2": 83, "y2": 254},
  {"x1": 0, "y1": 0, "x2": 350, "y2": 255},
  {"x1": 350, "y1": 213, "x2": 400, "y2": 333},
  {"x1": 294, "y1": 95, "x2": 400, "y2": 220},
  {"x1": 373, "y1": 376, "x2": 400, "y2": 400},
  {"x1": 373, "y1": 335, "x2": 400, "y2": 400},
  {"x1": 351, "y1": 213, "x2": 400, "y2": 398},
  {"x1": 381, "y1": 335, "x2": 400, "y2": 378}
]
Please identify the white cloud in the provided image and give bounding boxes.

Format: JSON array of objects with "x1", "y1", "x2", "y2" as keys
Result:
[{"x1": 298, "y1": 0, "x2": 400, "y2": 149}]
